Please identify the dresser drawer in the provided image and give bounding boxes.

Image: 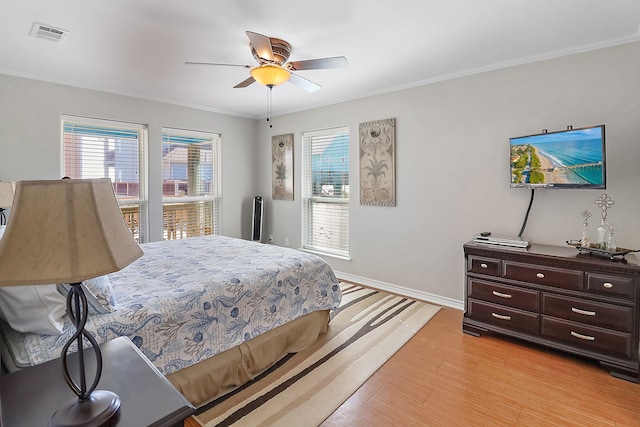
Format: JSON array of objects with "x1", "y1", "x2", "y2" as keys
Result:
[
  {"x1": 468, "y1": 278, "x2": 539, "y2": 312},
  {"x1": 504, "y1": 261, "x2": 583, "y2": 291},
  {"x1": 468, "y1": 255, "x2": 501, "y2": 277},
  {"x1": 467, "y1": 299, "x2": 539, "y2": 335},
  {"x1": 541, "y1": 293, "x2": 633, "y2": 332},
  {"x1": 541, "y1": 316, "x2": 632, "y2": 358},
  {"x1": 586, "y1": 273, "x2": 634, "y2": 300}
]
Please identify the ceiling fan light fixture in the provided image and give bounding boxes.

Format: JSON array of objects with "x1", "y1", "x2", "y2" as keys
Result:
[{"x1": 251, "y1": 64, "x2": 291, "y2": 87}]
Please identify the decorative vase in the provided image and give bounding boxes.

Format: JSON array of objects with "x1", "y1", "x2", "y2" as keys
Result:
[
  {"x1": 580, "y1": 210, "x2": 591, "y2": 248},
  {"x1": 596, "y1": 218, "x2": 608, "y2": 250}
]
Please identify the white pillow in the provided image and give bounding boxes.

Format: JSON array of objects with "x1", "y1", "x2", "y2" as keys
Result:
[{"x1": 0, "y1": 284, "x2": 67, "y2": 335}]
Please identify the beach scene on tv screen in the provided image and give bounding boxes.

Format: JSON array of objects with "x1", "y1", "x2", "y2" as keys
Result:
[{"x1": 510, "y1": 128, "x2": 604, "y2": 186}]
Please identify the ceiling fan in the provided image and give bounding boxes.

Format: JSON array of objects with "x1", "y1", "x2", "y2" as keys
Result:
[{"x1": 186, "y1": 31, "x2": 348, "y2": 93}]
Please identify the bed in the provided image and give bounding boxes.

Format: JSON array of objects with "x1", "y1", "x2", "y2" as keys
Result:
[{"x1": 0, "y1": 235, "x2": 342, "y2": 406}]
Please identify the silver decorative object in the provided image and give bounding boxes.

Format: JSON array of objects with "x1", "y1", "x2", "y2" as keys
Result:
[
  {"x1": 580, "y1": 209, "x2": 592, "y2": 248},
  {"x1": 568, "y1": 195, "x2": 638, "y2": 259},
  {"x1": 607, "y1": 223, "x2": 617, "y2": 252},
  {"x1": 594, "y1": 193, "x2": 615, "y2": 220},
  {"x1": 594, "y1": 193, "x2": 614, "y2": 249}
]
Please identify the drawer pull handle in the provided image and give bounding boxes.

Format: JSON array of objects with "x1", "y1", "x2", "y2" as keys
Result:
[
  {"x1": 571, "y1": 307, "x2": 596, "y2": 316},
  {"x1": 570, "y1": 331, "x2": 595, "y2": 341},
  {"x1": 491, "y1": 312, "x2": 511, "y2": 321},
  {"x1": 536, "y1": 273, "x2": 545, "y2": 279},
  {"x1": 603, "y1": 282, "x2": 613, "y2": 289},
  {"x1": 480, "y1": 263, "x2": 488, "y2": 269},
  {"x1": 492, "y1": 291, "x2": 512, "y2": 299}
]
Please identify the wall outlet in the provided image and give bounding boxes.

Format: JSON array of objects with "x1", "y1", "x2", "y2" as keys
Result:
[{"x1": 285, "y1": 237, "x2": 289, "y2": 246}]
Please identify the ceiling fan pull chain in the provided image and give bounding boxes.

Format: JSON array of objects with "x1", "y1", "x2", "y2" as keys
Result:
[{"x1": 267, "y1": 85, "x2": 273, "y2": 128}]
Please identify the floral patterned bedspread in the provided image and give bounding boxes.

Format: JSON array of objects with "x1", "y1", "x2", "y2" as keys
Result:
[{"x1": 1, "y1": 235, "x2": 342, "y2": 374}]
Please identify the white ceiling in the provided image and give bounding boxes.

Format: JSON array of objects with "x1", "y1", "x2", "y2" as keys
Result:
[{"x1": 1, "y1": 0, "x2": 639, "y2": 119}]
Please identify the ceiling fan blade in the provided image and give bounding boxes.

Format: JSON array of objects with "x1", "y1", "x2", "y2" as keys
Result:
[
  {"x1": 246, "y1": 31, "x2": 274, "y2": 62},
  {"x1": 185, "y1": 61, "x2": 251, "y2": 68},
  {"x1": 288, "y1": 73, "x2": 321, "y2": 93},
  {"x1": 287, "y1": 56, "x2": 348, "y2": 71},
  {"x1": 234, "y1": 76, "x2": 256, "y2": 88}
]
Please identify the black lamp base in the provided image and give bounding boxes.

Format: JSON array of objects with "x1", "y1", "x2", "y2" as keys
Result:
[{"x1": 49, "y1": 390, "x2": 121, "y2": 427}]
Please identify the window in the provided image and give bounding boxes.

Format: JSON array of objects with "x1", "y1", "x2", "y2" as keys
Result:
[
  {"x1": 62, "y1": 116, "x2": 148, "y2": 242},
  {"x1": 302, "y1": 126, "x2": 350, "y2": 257},
  {"x1": 161, "y1": 128, "x2": 221, "y2": 240}
]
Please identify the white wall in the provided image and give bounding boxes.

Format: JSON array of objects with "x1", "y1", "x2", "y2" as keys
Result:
[
  {"x1": 1, "y1": 42, "x2": 638, "y2": 308},
  {"x1": 257, "y1": 41, "x2": 640, "y2": 307},
  {"x1": 0, "y1": 74, "x2": 259, "y2": 240}
]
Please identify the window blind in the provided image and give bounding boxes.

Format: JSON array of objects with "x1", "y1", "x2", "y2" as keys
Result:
[
  {"x1": 62, "y1": 115, "x2": 148, "y2": 242},
  {"x1": 161, "y1": 128, "x2": 221, "y2": 240},
  {"x1": 302, "y1": 127, "x2": 350, "y2": 257}
]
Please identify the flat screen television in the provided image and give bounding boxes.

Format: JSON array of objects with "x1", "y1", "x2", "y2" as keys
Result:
[{"x1": 510, "y1": 125, "x2": 606, "y2": 189}]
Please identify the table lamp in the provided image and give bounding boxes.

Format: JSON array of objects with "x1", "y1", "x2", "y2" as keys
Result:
[
  {"x1": 0, "y1": 178, "x2": 143, "y2": 427},
  {"x1": 0, "y1": 181, "x2": 14, "y2": 229}
]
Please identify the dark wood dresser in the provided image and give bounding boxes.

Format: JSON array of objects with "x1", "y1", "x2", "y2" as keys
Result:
[{"x1": 463, "y1": 241, "x2": 640, "y2": 382}]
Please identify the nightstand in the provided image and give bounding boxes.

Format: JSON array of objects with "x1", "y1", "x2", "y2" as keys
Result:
[{"x1": 0, "y1": 336, "x2": 195, "y2": 426}]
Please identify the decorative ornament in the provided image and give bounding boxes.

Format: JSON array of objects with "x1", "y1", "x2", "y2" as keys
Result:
[
  {"x1": 594, "y1": 193, "x2": 614, "y2": 249},
  {"x1": 594, "y1": 193, "x2": 614, "y2": 220},
  {"x1": 580, "y1": 209, "x2": 592, "y2": 248},
  {"x1": 607, "y1": 223, "x2": 617, "y2": 252}
]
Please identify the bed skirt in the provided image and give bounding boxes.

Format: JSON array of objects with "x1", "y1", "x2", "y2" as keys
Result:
[{"x1": 166, "y1": 310, "x2": 330, "y2": 408}]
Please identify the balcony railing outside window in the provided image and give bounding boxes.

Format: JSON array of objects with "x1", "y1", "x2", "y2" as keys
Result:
[
  {"x1": 161, "y1": 128, "x2": 221, "y2": 240},
  {"x1": 62, "y1": 116, "x2": 148, "y2": 242}
]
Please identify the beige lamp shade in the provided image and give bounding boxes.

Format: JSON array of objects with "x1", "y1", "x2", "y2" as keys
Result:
[
  {"x1": 0, "y1": 179, "x2": 143, "y2": 286},
  {"x1": 0, "y1": 181, "x2": 14, "y2": 209}
]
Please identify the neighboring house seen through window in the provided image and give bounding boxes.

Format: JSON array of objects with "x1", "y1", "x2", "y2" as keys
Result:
[{"x1": 302, "y1": 126, "x2": 350, "y2": 258}]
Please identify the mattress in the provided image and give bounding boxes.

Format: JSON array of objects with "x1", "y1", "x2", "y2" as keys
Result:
[{"x1": 0, "y1": 235, "x2": 342, "y2": 375}]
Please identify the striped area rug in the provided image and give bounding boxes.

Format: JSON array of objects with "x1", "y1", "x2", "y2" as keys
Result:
[{"x1": 195, "y1": 283, "x2": 441, "y2": 427}]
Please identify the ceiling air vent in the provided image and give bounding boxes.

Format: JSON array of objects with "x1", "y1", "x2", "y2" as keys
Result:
[{"x1": 29, "y1": 22, "x2": 69, "y2": 43}]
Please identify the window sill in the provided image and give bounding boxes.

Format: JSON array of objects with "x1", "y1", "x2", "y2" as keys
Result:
[{"x1": 299, "y1": 248, "x2": 351, "y2": 261}]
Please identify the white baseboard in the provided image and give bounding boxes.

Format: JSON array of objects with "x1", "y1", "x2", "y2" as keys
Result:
[{"x1": 335, "y1": 271, "x2": 464, "y2": 311}]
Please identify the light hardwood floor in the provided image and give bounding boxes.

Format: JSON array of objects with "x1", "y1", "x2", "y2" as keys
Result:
[
  {"x1": 187, "y1": 307, "x2": 640, "y2": 426},
  {"x1": 322, "y1": 307, "x2": 640, "y2": 426}
]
